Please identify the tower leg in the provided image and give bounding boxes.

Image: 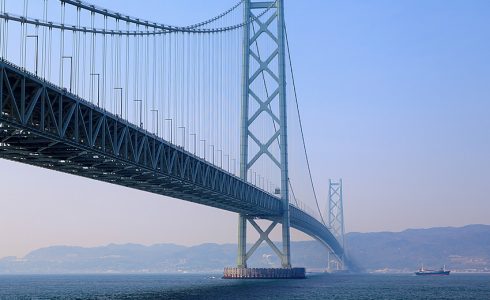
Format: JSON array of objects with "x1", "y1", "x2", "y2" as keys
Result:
[
  {"x1": 277, "y1": 0, "x2": 291, "y2": 269},
  {"x1": 327, "y1": 251, "x2": 331, "y2": 272},
  {"x1": 281, "y1": 210, "x2": 291, "y2": 268},
  {"x1": 237, "y1": 0, "x2": 250, "y2": 270},
  {"x1": 237, "y1": 214, "x2": 247, "y2": 268}
]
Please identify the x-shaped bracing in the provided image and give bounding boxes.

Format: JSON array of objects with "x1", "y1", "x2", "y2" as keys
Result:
[
  {"x1": 329, "y1": 184, "x2": 343, "y2": 238},
  {"x1": 247, "y1": 130, "x2": 280, "y2": 170},
  {"x1": 245, "y1": 218, "x2": 284, "y2": 262},
  {"x1": 246, "y1": 9, "x2": 282, "y2": 172},
  {"x1": 249, "y1": 11, "x2": 278, "y2": 45}
]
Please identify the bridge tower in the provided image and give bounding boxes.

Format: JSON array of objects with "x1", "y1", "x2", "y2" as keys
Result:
[
  {"x1": 328, "y1": 179, "x2": 345, "y2": 270},
  {"x1": 235, "y1": 0, "x2": 295, "y2": 273}
]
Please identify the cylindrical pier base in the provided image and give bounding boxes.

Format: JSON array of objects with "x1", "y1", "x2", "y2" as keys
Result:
[{"x1": 223, "y1": 267, "x2": 306, "y2": 279}]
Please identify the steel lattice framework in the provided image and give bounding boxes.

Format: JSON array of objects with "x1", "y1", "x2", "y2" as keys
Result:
[
  {"x1": 328, "y1": 179, "x2": 345, "y2": 242},
  {"x1": 0, "y1": 60, "x2": 344, "y2": 258},
  {"x1": 238, "y1": 0, "x2": 292, "y2": 269},
  {"x1": 0, "y1": 0, "x2": 353, "y2": 272},
  {"x1": 328, "y1": 179, "x2": 345, "y2": 268}
]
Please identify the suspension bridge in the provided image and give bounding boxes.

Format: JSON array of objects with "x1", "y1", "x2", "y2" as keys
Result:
[{"x1": 0, "y1": 0, "x2": 350, "y2": 278}]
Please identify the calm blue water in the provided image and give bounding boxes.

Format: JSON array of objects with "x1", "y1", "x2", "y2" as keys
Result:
[{"x1": 0, "y1": 273, "x2": 489, "y2": 299}]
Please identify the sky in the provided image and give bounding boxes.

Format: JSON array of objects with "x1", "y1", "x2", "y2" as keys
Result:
[{"x1": 1, "y1": 0, "x2": 489, "y2": 259}]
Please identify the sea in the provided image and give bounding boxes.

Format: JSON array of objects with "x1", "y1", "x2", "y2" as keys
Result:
[{"x1": 0, "y1": 273, "x2": 489, "y2": 299}]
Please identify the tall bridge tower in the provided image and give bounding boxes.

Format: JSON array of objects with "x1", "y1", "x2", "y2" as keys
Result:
[
  {"x1": 227, "y1": 0, "x2": 302, "y2": 278},
  {"x1": 328, "y1": 179, "x2": 345, "y2": 270}
]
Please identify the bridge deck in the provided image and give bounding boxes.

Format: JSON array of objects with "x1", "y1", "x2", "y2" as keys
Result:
[{"x1": 0, "y1": 60, "x2": 344, "y2": 258}]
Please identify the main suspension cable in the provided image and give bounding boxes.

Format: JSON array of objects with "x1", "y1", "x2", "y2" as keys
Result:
[
  {"x1": 54, "y1": 0, "x2": 276, "y2": 34},
  {"x1": 284, "y1": 23, "x2": 326, "y2": 225}
]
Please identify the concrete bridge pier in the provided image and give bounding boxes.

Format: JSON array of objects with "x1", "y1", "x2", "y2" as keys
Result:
[{"x1": 223, "y1": 267, "x2": 305, "y2": 279}]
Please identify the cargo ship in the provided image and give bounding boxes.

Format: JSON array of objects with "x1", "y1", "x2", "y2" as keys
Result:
[{"x1": 415, "y1": 265, "x2": 450, "y2": 276}]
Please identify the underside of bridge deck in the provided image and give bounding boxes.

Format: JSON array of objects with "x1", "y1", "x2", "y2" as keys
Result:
[{"x1": 0, "y1": 59, "x2": 345, "y2": 265}]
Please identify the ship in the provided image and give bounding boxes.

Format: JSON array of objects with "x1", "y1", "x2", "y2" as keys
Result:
[{"x1": 415, "y1": 265, "x2": 450, "y2": 276}]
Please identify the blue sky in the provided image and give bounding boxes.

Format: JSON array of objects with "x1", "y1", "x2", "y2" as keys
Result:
[{"x1": 1, "y1": 0, "x2": 489, "y2": 258}]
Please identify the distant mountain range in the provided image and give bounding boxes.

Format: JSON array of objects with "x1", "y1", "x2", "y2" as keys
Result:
[
  {"x1": 346, "y1": 224, "x2": 490, "y2": 273},
  {"x1": 1, "y1": 224, "x2": 489, "y2": 274}
]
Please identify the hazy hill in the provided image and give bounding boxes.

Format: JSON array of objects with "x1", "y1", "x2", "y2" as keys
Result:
[
  {"x1": 346, "y1": 224, "x2": 490, "y2": 272},
  {"x1": 0, "y1": 242, "x2": 329, "y2": 274},
  {"x1": 1, "y1": 224, "x2": 488, "y2": 274}
]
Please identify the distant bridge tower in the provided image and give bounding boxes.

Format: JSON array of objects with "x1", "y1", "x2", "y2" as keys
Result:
[
  {"x1": 328, "y1": 179, "x2": 345, "y2": 270},
  {"x1": 237, "y1": 0, "x2": 292, "y2": 269}
]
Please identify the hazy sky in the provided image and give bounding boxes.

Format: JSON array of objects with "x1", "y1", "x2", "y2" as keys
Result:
[{"x1": 1, "y1": 0, "x2": 489, "y2": 259}]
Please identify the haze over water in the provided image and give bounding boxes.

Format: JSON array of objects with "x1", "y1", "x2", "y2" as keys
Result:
[{"x1": 1, "y1": 273, "x2": 489, "y2": 299}]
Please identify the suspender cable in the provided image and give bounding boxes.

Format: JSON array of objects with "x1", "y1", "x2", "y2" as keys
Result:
[{"x1": 102, "y1": 15, "x2": 107, "y2": 108}]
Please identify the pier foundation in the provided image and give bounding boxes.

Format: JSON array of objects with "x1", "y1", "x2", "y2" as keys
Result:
[{"x1": 223, "y1": 267, "x2": 306, "y2": 279}]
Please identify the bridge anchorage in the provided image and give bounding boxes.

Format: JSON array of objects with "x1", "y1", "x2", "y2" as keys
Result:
[{"x1": 0, "y1": 0, "x2": 349, "y2": 278}]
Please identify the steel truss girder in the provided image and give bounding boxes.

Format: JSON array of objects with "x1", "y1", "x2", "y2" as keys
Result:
[
  {"x1": 0, "y1": 60, "x2": 281, "y2": 216},
  {"x1": 0, "y1": 60, "x2": 346, "y2": 267}
]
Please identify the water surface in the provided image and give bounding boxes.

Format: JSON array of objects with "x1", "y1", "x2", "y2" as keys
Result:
[{"x1": 0, "y1": 273, "x2": 489, "y2": 299}]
